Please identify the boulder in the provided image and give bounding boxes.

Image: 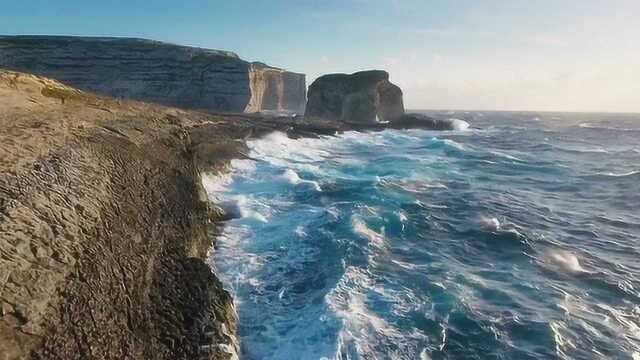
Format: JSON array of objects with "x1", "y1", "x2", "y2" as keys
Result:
[{"x1": 305, "y1": 70, "x2": 404, "y2": 124}]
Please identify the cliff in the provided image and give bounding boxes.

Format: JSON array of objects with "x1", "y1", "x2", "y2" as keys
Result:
[
  {"x1": 245, "y1": 63, "x2": 306, "y2": 114},
  {"x1": 0, "y1": 70, "x2": 245, "y2": 360},
  {"x1": 305, "y1": 70, "x2": 404, "y2": 124},
  {"x1": 0, "y1": 36, "x2": 306, "y2": 114}
]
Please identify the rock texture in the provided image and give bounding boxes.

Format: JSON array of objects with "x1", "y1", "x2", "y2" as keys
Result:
[
  {"x1": 305, "y1": 70, "x2": 404, "y2": 124},
  {"x1": 245, "y1": 63, "x2": 306, "y2": 114},
  {"x1": 0, "y1": 70, "x2": 246, "y2": 360},
  {"x1": 0, "y1": 36, "x2": 306, "y2": 114}
]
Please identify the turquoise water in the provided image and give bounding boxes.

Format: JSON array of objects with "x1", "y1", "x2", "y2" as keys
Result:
[{"x1": 204, "y1": 112, "x2": 640, "y2": 359}]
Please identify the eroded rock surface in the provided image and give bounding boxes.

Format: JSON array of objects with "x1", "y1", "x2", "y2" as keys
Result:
[
  {"x1": 0, "y1": 70, "x2": 241, "y2": 360},
  {"x1": 245, "y1": 63, "x2": 306, "y2": 114},
  {"x1": 305, "y1": 70, "x2": 404, "y2": 124},
  {"x1": 0, "y1": 36, "x2": 306, "y2": 114}
]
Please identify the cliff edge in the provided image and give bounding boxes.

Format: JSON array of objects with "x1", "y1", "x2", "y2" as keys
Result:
[
  {"x1": 0, "y1": 36, "x2": 306, "y2": 114},
  {"x1": 0, "y1": 70, "x2": 244, "y2": 359}
]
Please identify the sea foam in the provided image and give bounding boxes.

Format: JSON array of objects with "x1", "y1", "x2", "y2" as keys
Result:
[{"x1": 449, "y1": 118, "x2": 471, "y2": 131}]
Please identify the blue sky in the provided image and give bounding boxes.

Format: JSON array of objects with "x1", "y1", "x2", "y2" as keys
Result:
[{"x1": 2, "y1": 0, "x2": 638, "y2": 112}]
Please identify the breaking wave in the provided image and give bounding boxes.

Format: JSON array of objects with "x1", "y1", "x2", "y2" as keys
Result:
[{"x1": 207, "y1": 111, "x2": 640, "y2": 359}]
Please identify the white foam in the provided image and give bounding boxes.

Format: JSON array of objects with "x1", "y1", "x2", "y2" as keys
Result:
[
  {"x1": 489, "y1": 150, "x2": 524, "y2": 162},
  {"x1": 378, "y1": 178, "x2": 448, "y2": 193},
  {"x1": 247, "y1": 131, "x2": 330, "y2": 172},
  {"x1": 579, "y1": 123, "x2": 640, "y2": 132},
  {"x1": 352, "y1": 217, "x2": 385, "y2": 249},
  {"x1": 420, "y1": 348, "x2": 432, "y2": 360},
  {"x1": 594, "y1": 170, "x2": 639, "y2": 178},
  {"x1": 326, "y1": 266, "x2": 426, "y2": 358},
  {"x1": 294, "y1": 225, "x2": 306, "y2": 238},
  {"x1": 449, "y1": 118, "x2": 470, "y2": 131},
  {"x1": 391, "y1": 259, "x2": 418, "y2": 270},
  {"x1": 280, "y1": 169, "x2": 322, "y2": 191},
  {"x1": 397, "y1": 210, "x2": 408, "y2": 223},
  {"x1": 220, "y1": 195, "x2": 268, "y2": 222},
  {"x1": 547, "y1": 250, "x2": 588, "y2": 273},
  {"x1": 442, "y1": 138, "x2": 465, "y2": 150},
  {"x1": 282, "y1": 168, "x2": 301, "y2": 183},
  {"x1": 550, "y1": 320, "x2": 577, "y2": 357},
  {"x1": 478, "y1": 215, "x2": 501, "y2": 232},
  {"x1": 201, "y1": 171, "x2": 233, "y2": 200}
]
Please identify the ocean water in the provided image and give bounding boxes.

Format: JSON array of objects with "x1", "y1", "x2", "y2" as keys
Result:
[{"x1": 203, "y1": 111, "x2": 640, "y2": 360}]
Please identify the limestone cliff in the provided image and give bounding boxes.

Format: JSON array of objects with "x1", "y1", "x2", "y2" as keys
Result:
[
  {"x1": 245, "y1": 63, "x2": 306, "y2": 114},
  {"x1": 0, "y1": 70, "x2": 245, "y2": 360},
  {"x1": 0, "y1": 36, "x2": 306, "y2": 114},
  {"x1": 305, "y1": 70, "x2": 404, "y2": 124}
]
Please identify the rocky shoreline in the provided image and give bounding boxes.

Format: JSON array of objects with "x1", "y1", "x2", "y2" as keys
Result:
[
  {"x1": 0, "y1": 70, "x2": 265, "y2": 359},
  {"x1": 0, "y1": 62, "x2": 463, "y2": 359}
]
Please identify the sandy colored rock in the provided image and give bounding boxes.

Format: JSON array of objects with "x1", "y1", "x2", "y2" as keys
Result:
[
  {"x1": 0, "y1": 36, "x2": 306, "y2": 114},
  {"x1": 0, "y1": 70, "x2": 240, "y2": 360},
  {"x1": 245, "y1": 63, "x2": 306, "y2": 114}
]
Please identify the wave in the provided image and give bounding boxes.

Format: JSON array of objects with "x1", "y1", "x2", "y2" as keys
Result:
[
  {"x1": 247, "y1": 131, "x2": 330, "y2": 172},
  {"x1": 280, "y1": 169, "x2": 322, "y2": 191},
  {"x1": 219, "y1": 195, "x2": 269, "y2": 222},
  {"x1": 599, "y1": 170, "x2": 640, "y2": 177},
  {"x1": 578, "y1": 123, "x2": 640, "y2": 132},
  {"x1": 201, "y1": 172, "x2": 233, "y2": 200},
  {"x1": 584, "y1": 170, "x2": 640, "y2": 179},
  {"x1": 553, "y1": 146, "x2": 610, "y2": 154},
  {"x1": 448, "y1": 118, "x2": 471, "y2": 131},
  {"x1": 488, "y1": 150, "x2": 524, "y2": 162},
  {"x1": 327, "y1": 266, "x2": 427, "y2": 359},
  {"x1": 211, "y1": 117, "x2": 640, "y2": 359},
  {"x1": 294, "y1": 225, "x2": 306, "y2": 238},
  {"x1": 377, "y1": 177, "x2": 448, "y2": 193},
  {"x1": 424, "y1": 137, "x2": 466, "y2": 151},
  {"x1": 542, "y1": 249, "x2": 589, "y2": 274},
  {"x1": 352, "y1": 216, "x2": 386, "y2": 249},
  {"x1": 477, "y1": 215, "x2": 501, "y2": 231}
]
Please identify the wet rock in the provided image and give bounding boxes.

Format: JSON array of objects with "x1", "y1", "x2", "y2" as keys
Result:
[{"x1": 390, "y1": 113, "x2": 463, "y2": 130}]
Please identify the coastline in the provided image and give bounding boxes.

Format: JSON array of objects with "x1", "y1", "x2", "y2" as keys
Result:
[
  {"x1": 0, "y1": 69, "x2": 464, "y2": 359},
  {"x1": 0, "y1": 70, "x2": 255, "y2": 359}
]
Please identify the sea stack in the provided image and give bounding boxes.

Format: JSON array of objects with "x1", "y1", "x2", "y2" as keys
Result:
[
  {"x1": 305, "y1": 70, "x2": 404, "y2": 124},
  {"x1": 0, "y1": 35, "x2": 306, "y2": 114}
]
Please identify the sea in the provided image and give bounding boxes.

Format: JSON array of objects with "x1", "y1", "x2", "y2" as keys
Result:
[{"x1": 202, "y1": 111, "x2": 640, "y2": 360}]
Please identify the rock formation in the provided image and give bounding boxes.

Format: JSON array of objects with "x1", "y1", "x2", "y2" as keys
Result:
[
  {"x1": 0, "y1": 70, "x2": 244, "y2": 360},
  {"x1": 390, "y1": 113, "x2": 470, "y2": 131},
  {"x1": 245, "y1": 63, "x2": 306, "y2": 114},
  {"x1": 305, "y1": 70, "x2": 404, "y2": 124},
  {"x1": 0, "y1": 36, "x2": 306, "y2": 114}
]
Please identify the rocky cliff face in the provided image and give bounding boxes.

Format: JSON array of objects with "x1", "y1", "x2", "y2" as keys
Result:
[
  {"x1": 0, "y1": 71, "x2": 246, "y2": 360},
  {"x1": 0, "y1": 36, "x2": 306, "y2": 114},
  {"x1": 245, "y1": 63, "x2": 306, "y2": 114},
  {"x1": 305, "y1": 70, "x2": 404, "y2": 124}
]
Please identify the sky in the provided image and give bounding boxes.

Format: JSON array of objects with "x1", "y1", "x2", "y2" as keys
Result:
[{"x1": 1, "y1": 0, "x2": 638, "y2": 112}]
